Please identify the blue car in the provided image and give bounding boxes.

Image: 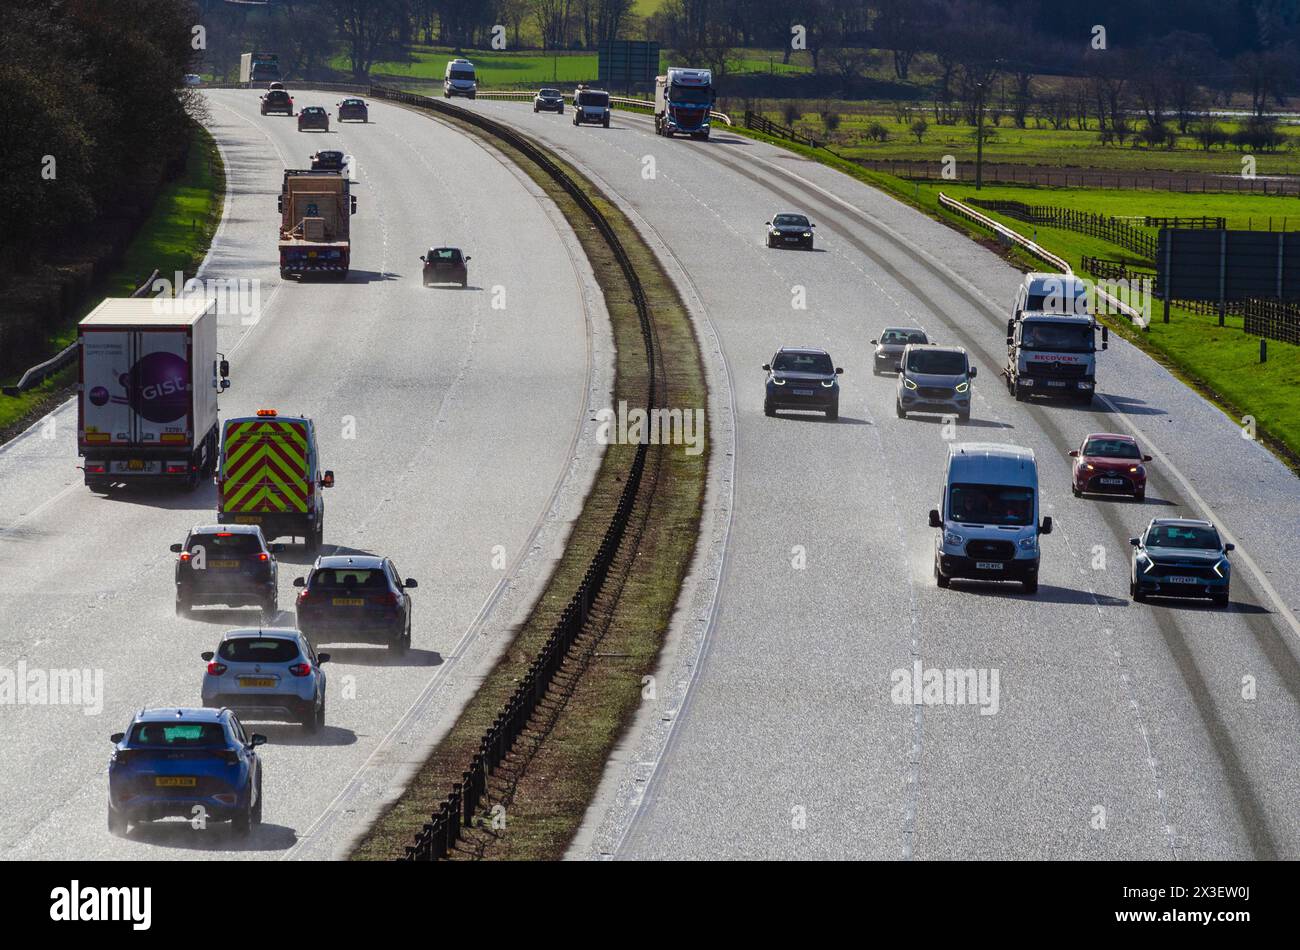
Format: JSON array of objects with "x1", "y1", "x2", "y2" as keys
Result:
[
  {"x1": 1130, "y1": 518, "x2": 1233, "y2": 606},
  {"x1": 108, "y1": 708, "x2": 265, "y2": 837}
]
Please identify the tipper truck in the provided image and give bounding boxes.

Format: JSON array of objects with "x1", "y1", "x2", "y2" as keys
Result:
[
  {"x1": 240, "y1": 52, "x2": 281, "y2": 85},
  {"x1": 278, "y1": 169, "x2": 356, "y2": 280},
  {"x1": 654, "y1": 67, "x2": 715, "y2": 139},
  {"x1": 78, "y1": 297, "x2": 230, "y2": 492}
]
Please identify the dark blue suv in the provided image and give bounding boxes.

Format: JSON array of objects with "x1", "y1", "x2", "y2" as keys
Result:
[{"x1": 108, "y1": 708, "x2": 265, "y2": 837}]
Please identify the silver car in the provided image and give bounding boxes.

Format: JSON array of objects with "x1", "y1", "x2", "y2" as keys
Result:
[
  {"x1": 201, "y1": 628, "x2": 329, "y2": 732},
  {"x1": 871, "y1": 326, "x2": 929, "y2": 375},
  {"x1": 896, "y1": 344, "x2": 975, "y2": 422}
]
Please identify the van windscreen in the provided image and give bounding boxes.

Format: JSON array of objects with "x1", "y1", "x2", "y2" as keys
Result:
[{"x1": 949, "y1": 483, "x2": 1034, "y2": 526}]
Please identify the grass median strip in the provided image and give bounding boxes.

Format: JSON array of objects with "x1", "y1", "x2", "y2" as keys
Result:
[{"x1": 349, "y1": 106, "x2": 707, "y2": 860}]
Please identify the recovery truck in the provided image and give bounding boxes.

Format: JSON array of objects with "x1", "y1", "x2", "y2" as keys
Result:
[
  {"x1": 240, "y1": 52, "x2": 281, "y2": 85},
  {"x1": 1004, "y1": 311, "x2": 1108, "y2": 405},
  {"x1": 78, "y1": 297, "x2": 231, "y2": 492},
  {"x1": 654, "y1": 67, "x2": 715, "y2": 140},
  {"x1": 278, "y1": 169, "x2": 356, "y2": 280}
]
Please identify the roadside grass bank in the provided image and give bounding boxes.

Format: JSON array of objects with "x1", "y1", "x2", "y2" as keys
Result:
[
  {"x1": 724, "y1": 122, "x2": 1300, "y2": 471},
  {"x1": 0, "y1": 121, "x2": 224, "y2": 445},
  {"x1": 350, "y1": 105, "x2": 707, "y2": 860}
]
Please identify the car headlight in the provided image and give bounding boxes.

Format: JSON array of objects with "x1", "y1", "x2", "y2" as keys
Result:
[
  {"x1": 1085, "y1": 463, "x2": 1095, "y2": 470},
  {"x1": 944, "y1": 531, "x2": 963, "y2": 546},
  {"x1": 1018, "y1": 536, "x2": 1037, "y2": 550},
  {"x1": 903, "y1": 378, "x2": 918, "y2": 390},
  {"x1": 955, "y1": 381, "x2": 969, "y2": 393},
  {"x1": 1129, "y1": 465, "x2": 1141, "y2": 474},
  {"x1": 1213, "y1": 558, "x2": 1229, "y2": 578},
  {"x1": 772, "y1": 377, "x2": 786, "y2": 386},
  {"x1": 821, "y1": 378, "x2": 836, "y2": 387},
  {"x1": 802, "y1": 231, "x2": 812, "y2": 237}
]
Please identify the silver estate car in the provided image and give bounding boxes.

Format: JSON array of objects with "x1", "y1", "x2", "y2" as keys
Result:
[
  {"x1": 201, "y1": 628, "x2": 329, "y2": 732},
  {"x1": 896, "y1": 344, "x2": 975, "y2": 422}
]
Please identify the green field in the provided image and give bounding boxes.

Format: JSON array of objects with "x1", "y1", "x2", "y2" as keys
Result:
[{"x1": 333, "y1": 46, "x2": 600, "y2": 86}]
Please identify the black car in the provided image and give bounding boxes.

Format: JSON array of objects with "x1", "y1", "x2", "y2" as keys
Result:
[
  {"x1": 420, "y1": 247, "x2": 470, "y2": 287},
  {"x1": 260, "y1": 89, "x2": 293, "y2": 116},
  {"x1": 310, "y1": 149, "x2": 345, "y2": 172},
  {"x1": 534, "y1": 88, "x2": 564, "y2": 113},
  {"x1": 765, "y1": 212, "x2": 815, "y2": 249},
  {"x1": 763, "y1": 347, "x2": 843, "y2": 419},
  {"x1": 337, "y1": 97, "x2": 369, "y2": 122},
  {"x1": 171, "y1": 524, "x2": 281, "y2": 619},
  {"x1": 294, "y1": 555, "x2": 417, "y2": 653},
  {"x1": 297, "y1": 106, "x2": 329, "y2": 132}
]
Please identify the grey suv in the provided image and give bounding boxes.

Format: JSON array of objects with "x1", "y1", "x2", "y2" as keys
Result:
[{"x1": 896, "y1": 344, "x2": 975, "y2": 421}]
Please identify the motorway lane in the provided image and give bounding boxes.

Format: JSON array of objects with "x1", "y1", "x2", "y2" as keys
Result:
[
  {"x1": 0, "y1": 91, "x2": 604, "y2": 858},
  {"x1": 463, "y1": 100, "x2": 1300, "y2": 859}
]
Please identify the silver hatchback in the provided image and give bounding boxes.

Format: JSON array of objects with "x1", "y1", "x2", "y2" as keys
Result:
[{"x1": 201, "y1": 628, "x2": 329, "y2": 732}]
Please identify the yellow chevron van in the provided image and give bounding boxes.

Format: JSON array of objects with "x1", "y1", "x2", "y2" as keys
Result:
[{"x1": 216, "y1": 409, "x2": 334, "y2": 551}]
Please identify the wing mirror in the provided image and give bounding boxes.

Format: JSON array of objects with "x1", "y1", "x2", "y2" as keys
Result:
[
  {"x1": 201, "y1": 651, "x2": 214, "y2": 661},
  {"x1": 835, "y1": 367, "x2": 844, "y2": 374},
  {"x1": 110, "y1": 732, "x2": 125, "y2": 744},
  {"x1": 170, "y1": 543, "x2": 183, "y2": 553},
  {"x1": 277, "y1": 195, "x2": 284, "y2": 213},
  {"x1": 317, "y1": 652, "x2": 331, "y2": 664},
  {"x1": 762, "y1": 363, "x2": 771, "y2": 371},
  {"x1": 1142, "y1": 454, "x2": 1152, "y2": 462},
  {"x1": 350, "y1": 195, "x2": 357, "y2": 214},
  {"x1": 270, "y1": 543, "x2": 285, "y2": 553},
  {"x1": 1068, "y1": 450, "x2": 1079, "y2": 457},
  {"x1": 1102, "y1": 326, "x2": 1110, "y2": 350},
  {"x1": 928, "y1": 509, "x2": 942, "y2": 528},
  {"x1": 293, "y1": 576, "x2": 306, "y2": 587},
  {"x1": 464, "y1": 256, "x2": 471, "y2": 262},
  {"x1": 404, "y1": 578, "x2": 418, "y2": 588},
  {"x1": 1129, "y1": 537, "x2": 1140, "y2": 546},
  {"x1": 870, "y1": 339, "x2": 878, "y2": 345},
  {"x1": 764, "y1": 221, "x2": 771, "y2": 226},
  {"x1": 250, "y1": 734, "x2": 267, "y2": 748},
  {"x1": 968, "y1": 366, "x2": 977, "y2": 378},
  {"x1": 1225, "y1": 543, "x2": 1235, "y2": 552},
  {"x1": 1040, "y1": 516, "x2": 1053, "y2": 535},
  {"x1": 321, "y1": 470, "x2": 335, "y2": 488},
  {"x1": 419, "y1": 255, "x2": 426, "y2": 262}
]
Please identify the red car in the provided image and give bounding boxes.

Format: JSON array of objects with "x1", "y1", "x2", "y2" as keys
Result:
[{"x1": 1069, "y1": 432, "x2": 1152, "y2": 500}]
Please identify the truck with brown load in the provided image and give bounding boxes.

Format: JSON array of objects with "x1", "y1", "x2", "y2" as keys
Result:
[{"x1": 277, "y1": 169, "x2": 356, "y2": 280}]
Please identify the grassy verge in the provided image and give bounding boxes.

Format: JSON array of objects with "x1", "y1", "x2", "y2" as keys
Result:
[
  {"x1": 0, "y1": 121, "x2": 225, "y2": 443},
  {"x1": 350, "y1": 107, "x2": 707, "y2": 860}
]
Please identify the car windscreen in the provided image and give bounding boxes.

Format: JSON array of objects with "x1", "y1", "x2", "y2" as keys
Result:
[
  {"x1": 188, "y1": 533, "x2": 261, "y2": 554},
  {"x1": 129, "y1": 722, "x2": 226, "y2": 747},
  {"x1": 1026, "y1": 281, "x2": 1089, "y2": 314},
  {"x1": 906, "y1": 349, "x2": 967, "y2": 375},
  {"x1": 949, "y1": 483, "x2": 1034, "y2": 526},
  {"x1": 1083, "y1": 438, "x2": 1140, "y2": 459},
  {"x1": 450, "y1": 69, "x2": 475, "y2": 81},
  {"x1": 310, "y1": 568, "x2": 386, "y2": 589},
  {"x1": 539, "y1": 89, "x2": 560, "y2": 97},
  {"x1": 577, "y1": 92, "x2": 609, "y2": 106},
  {"x1": 773, "y1": 214, "x2": 809, "y2": 228},
  {"x1": 1146, "y1": 525, "x2": 1220, "y2": 549},
  {"x1": 669, "y1": 84, "x2": 711, "y2": 104},
  {"x1": 772, "y1": 352, "x2": 833, "y2": 374},
  {"x1": 219, "y1": 638, "x2": 301, "y2": 663},
  {"x1": 1021, "y1": 323, "x2": 1093, "y2": 352}
]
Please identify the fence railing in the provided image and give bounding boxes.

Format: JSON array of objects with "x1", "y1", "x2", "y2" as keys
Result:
[
  {"x1": 967, "y1": 198, "x2": 1158, "y2": 260},
  {"x1": 937, "y1": 193, "x2": 1073, "y2": 274},
  {"x1": 1142, "y1": 215, "x2": 1225, "y2": 230},
  {"x1": 743, "y1": 110, "x2": 827, "y2": 148},
  {"x1": 364, "y1": 83, "x2": 660, "y2": 861},
  {"x1": 3, "y1": 269, "x2": 159, "y2": 397}
]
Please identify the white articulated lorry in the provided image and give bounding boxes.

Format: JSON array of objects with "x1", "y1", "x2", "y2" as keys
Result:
[{"x1": 78, "y1": 297, "x2": 230, "y2": 492}]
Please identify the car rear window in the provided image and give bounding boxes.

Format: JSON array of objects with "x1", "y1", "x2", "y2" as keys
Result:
[
  {"x1": 189, "y1": 533, "x2": 261, "y2": 554},
  {"x1": 129, "y1": 722, "x2": 226, "y2": 747},
  {"x1": 429, "y1": 249, "x2": 461, "y2": 262},
  {"x1": 267, "y1": 91, "x2": 288, "y2": 101},
  {"x1": 311, "y1": 568, "x2": 387, "y2": 589},
  {"x1": 218, "y1": 638, "x2": 301, "y2": 663}
]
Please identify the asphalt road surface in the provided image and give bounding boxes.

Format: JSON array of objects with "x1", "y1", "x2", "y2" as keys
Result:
[
  {"x1": 463, "y1": 99, "x2": 1300, "y2": 860},
  {"x1": 0, "y1": 90, "x2": 606, "y2": 859}
]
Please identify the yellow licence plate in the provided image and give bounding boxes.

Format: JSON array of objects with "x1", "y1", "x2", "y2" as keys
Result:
[
  {"x1": 128, "y1": 459, "x2": 145, "y2": 471},
  {"x1": 332, "y1": 597, "x2": 364, "y2": 607},
  {"x1": 235, "y1": 515, "x2": 263, "y2": 524},
  {"x1": 154, "y1": 776, "x2": 196, "y2": 788},
  {"x1": 239, "y1": 677, "x2": 276, "y2": 688},
  {"x1": 210, "y1": 559, "x2": 239, "y2": 569}
]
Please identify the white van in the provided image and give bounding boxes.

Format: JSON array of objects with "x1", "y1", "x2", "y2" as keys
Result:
[
  {"x1": 1013, "y1": 272, "x2": 1091, "y2": 320},
  {"x1": 444, "y1": 58, "x2": 477, "y2": 99},
  {"x1": 928, "y1": 442, "x2": 1052, "y2": 594}
]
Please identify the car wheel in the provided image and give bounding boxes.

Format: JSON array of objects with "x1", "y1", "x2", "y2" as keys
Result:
[
  {"x1": 252, "y1": 774, "x2": 263, "y2": 825},
  {"x1": 107, "y1": 806, "x2": 128, "y2": 837},
  {"x1": 86, "y1": 478, "x2": 111, "y2": 494},
  {"x1": 1022, "y1": 576, "x2": 1039, "y2": 594},
  {"x1": 304, "y1": 697, "x2": 323, "y2": 733},
  {"x1": 935, "y1": 560, "x2": 950, "y2": 588},
  {"x1": 895, "y1": 401, "x2": 906, "y2": 419},
  {"x1": 958, "y1": 410, "x2": 970, "y2": 423},
  {"x1": 1213, "y1": 591, "x2": 1230, "y2": 607},
  {"x1": 1071, "y1": 483, "x2": 1081, "y2": 497},
  {"x1": 1134, "y1": 489, "x2": 1145, "y2": 502},
  {"x1": 763, "y1": 400, "x2": 775, "y2": 417},
  {"x1": 1131, "y1": 580, "x2": 1147, "y2": 603},
  {"x1": 534, "y1": 105, "x2": 538, "y2": 112},
  {"x1": 175, "y1": 593, "x2": 191, "y2": 618},
  {"x1": 826, "y1": 404, "x2": 839, "y2": 421},
  {"x1": 1013, "y1": 382, "x2": 1027, "y2": 402},
  {"x1": 231, "y1": 799, "x2": 253, "y2": 837}
]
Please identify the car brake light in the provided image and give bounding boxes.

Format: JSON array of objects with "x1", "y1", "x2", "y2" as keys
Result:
[
  {"x1": 288, "y1": 662, "x2": 311, "y2": 677},
  {"x1": 179, "y1": 552, "x2": 192, "y2": 562},
  {"x1": 85, "y1": 464, "x2": 106, "y2": 474},
  {"x1": 166, "y1": 463, "x2": 189, "y2": 474},
  {"x1": 369, "y1": 592, "x2": 399, "y2": 607},
  {"x1": 214, "y1": 791, "x2": 237, "y2": 802},
  {"x1": 254, "y1": 552, "x2": 269, "y2": 561},
  {"x1": 296, "y1": 590, "x2": 311, "y2": 606},
  {"x1": 206, "y1": 661, "x2": 228, "y2": 675}
]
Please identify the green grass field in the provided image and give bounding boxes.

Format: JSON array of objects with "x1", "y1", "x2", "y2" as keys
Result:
[{"x1": 333, "y1": 46, "x2": 600, "y2": 86}]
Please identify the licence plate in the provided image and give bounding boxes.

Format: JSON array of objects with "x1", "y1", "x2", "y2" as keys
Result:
[
  {"x1": 1099, "y1": 477, "x2": 1124, "y2": 485},
  {"x1": 110, "y1": 459, "x2": 160, "y2": 474},
  {"x1": 209, "y1": 559, "x2": 240, "y2": 569},
  {"x1": 784, "y1": 237, "x2": 799, "y2": 242},
  {"x1": 1166, "y1": 576, "x2": 1199, "y2": 585},
  {"x1": 235, "y1": 515, "x2": 263, "y2": 524},
  {"x1": 129, "y1": 459, "x2": 145, "y2": 470},
  {"x1": 332, "y1": 597, "x2": 364, "y2": 606},
  {"x1": 239, "y1": 677, "x2": 276, "y2": 688},
  {"x1": 976, "y1": 561, "x2": 1004, "y2": 570},
  {"x1": 1046, "y1": 380, "x2": 1067, "y2": 387},
  {"x1": 793, "y1": 389, "x2": 815, "y2": 396},
  {"x1": 154, "y1": 776, "x2": 196, "y2": 788}
]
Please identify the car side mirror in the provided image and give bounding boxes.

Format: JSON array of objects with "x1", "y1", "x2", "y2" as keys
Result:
[
  {"x1": 219, "y1": 359, "x2": 230, "y2": 378},
  {"x1": 968, "y1": 366, "x2": 977, "y2": 378},
  {"x1": 110, "y1": 732, "x2": 125, "y2": 744},
  {"x1": 1225, "y1": 543, "x2": 1235, "y2": 552},
  {"x1": 1040, "y1": 516, "x2": 1053, "y2": 535},
  {"x1": 928, "y1": 509, "x2": 942, "y2": 528},
  {"x1": 762, "y1": 363, "x2": 771, "y2": 371},
  {"x1": 870, "y1": 339, "x2": 878, "y2": 345},
  {"x1": 170, "y1": 543, "x2": 183, "y2": 553},
  {"x1": 350, "y1": 195, "x2": 357, "y2": 214},
  {"x1": 835, "y1": 367, "x2": 844, "y2": 375},
  {"x1": 1129, "y1": 537, "x2": 1140, "y2": 546},
  {"x1": 764, "y1": 221, "x2": 771, "y2": 226},
  {"x1": 293, "y1": 576, "x2": 306, "y2": 587},
  {"x1": 811, "y1": 223, "x2": 816, "y2": 228},
  {"x1": 270, "y1": 543, "x2": 285, "y2": 553},
  {"x1": 277, "y1": 196, "x2": 284, "y2": 214},
  {"x1": 317, "y1": 652, "x2": 331, "y2": 664},
  {"x1": 1068, "y1": 450, "x2": 1079, "y2": 457},
  {"x1": 322, "y1": 470, "x2": 334, "y2": 488},
  {"x1": 419, "y1": 255, "x2": 426, "y2": 262},
  {"x1": 1006, "y1": 336, "x2": 1014, "y2": 345},
  {"x1": 1142, "y1": 455, "x2": 1152, "y2": 462},
  {"x1": 250, "y1": 734, "x2": 267, "y2": 748},
  {"x1": 201, "y1": 651, "x2": 214, "y2": 661},
  {"x1": 465, "y1": 256, "x2": 471, "y2": 262},
  {"x1": 403, "y1": 578, "x2": 418, "y2": 589}
]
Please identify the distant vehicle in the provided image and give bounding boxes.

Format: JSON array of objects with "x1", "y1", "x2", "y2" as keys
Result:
[
  {"x1": 896, "y1": 344, "x2": 975, "y2": 421},
  {"x1": 171, "y1": 524, "x2": 281, "y2": 619},
  {"x1": 533, "y1": 88, "x2": 564, "y2": 113},
  {"x1": 267, "y1": 81, "x2": 286, "y2": 91},
  {"x1": 1070, "y1": 432, "x2": 1151, "y2": 501},
  {"x1": 108, "y1": 708, "x2": 265, "y2": 837},
  {"x1": 871, "y1": 327, "x2": 929, "y2": 374},
  {"x1": 1014, "y1": 273, "x2": 1092, "y2": 320},
  {"x1": 1004, "y1": 311, "x2": 1106, "y2": 405},
  {"x1": 78, "y1": 297, "x2": 230, "y2": 492},
  {"x1": 216, "y1": 409, "x2": 334, "y2": 550},
  {"x1": 654, "y1": 67, "x2": 714, "y2": 139},
  {"x1": 337, "y1": 97, "x2": 369, "y2": 122},
  {"x1": 183, "y1": 74, "x2": 203, "y2": 87},
  {"x1": 277, "y1": 168, "x2": 355, "y2": 278},
  {"x1": 297, "y1": 106, "x2": 329, "y2": 132},
  {"x1": 310, "y1": 149, "x2": 346, "y2": 172},
  {"x1": 420, "y1": 247, "x2": 470, "y2": 287},
  {"x1": 1130, "y1": 518, "x2": 1233, "y2": 606},
  {"x1": 201, "y1": 628, "x2": 329, "y2": 732},
  {"x1": 762, "y1": 347, "x2": 843, "y2": 420},
  {"x1": 294, "y1": 555, "x2": 417, "y2": 654},
  {"x1": 573, "y1": 88, "x2": 611, "y2": 127},
  {"x1": 765, "y1": 212, "x2": 815, "y2": 249},
  {"x1": 929, "y1": 442, "x2": 1052, "y2": 594},
  {"x1": 444, "y1": 58, "x2": 477, "y2": 98},
  {"x1": 260, "y1": 89, "x2": 293, "y2": 115},
  {"x1": 240, "y1": 51, "x2": 280, "y2": 85}
]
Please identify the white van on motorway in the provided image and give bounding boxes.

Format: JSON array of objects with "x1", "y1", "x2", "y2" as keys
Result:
[
  {"x1": 928, "y1": 443, "x2": 1053, "y2": 594},
  {"x1": 1013, "y1": 272, "x2": 1091, "y2": 320},
  {"x1": 444, "y1": 58, "x2": 477, "y2": 98}
]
